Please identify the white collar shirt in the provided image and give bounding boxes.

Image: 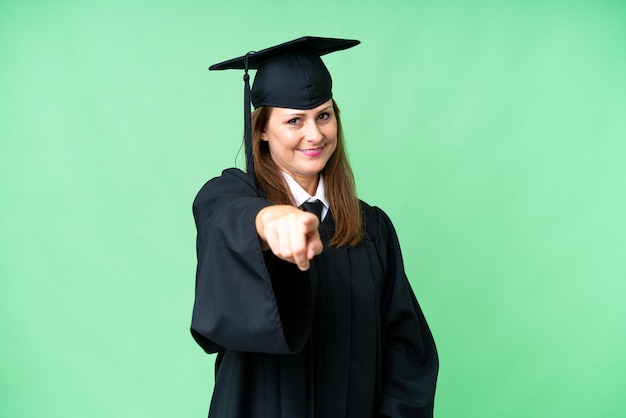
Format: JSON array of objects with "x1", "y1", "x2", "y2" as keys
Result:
[{"x1": 281, "y1": 172, "x2": 330, "y2": 221}]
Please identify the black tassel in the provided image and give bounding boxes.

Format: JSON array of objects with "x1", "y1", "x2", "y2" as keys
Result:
[{"x1": 243, "y1": 52, "x2": 254, "y2": 176}]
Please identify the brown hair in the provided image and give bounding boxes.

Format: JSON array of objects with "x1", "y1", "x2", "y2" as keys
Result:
[{"x1": 251, "y1": 100, "x2": 363, "y2": 247}]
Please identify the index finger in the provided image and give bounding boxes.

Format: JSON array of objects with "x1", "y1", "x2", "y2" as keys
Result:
[
  {"x1": 300, "y1": 212, "x2": 320, "y2": 232},
  {"x1": 289, "y1": 215, "x2": 314, "y2": 271}
]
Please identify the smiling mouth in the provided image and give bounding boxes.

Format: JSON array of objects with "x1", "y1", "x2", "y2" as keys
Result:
[{"x1": 299, "y1": 146, "x2": 324, "y2": 157}]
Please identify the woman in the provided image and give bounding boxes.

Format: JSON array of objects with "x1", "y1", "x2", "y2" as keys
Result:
[{"x1": 191, "y1": 36, "x2": 438, "y2": 418}]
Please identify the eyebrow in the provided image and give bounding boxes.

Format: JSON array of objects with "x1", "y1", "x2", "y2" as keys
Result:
[
  {"x1": 317, "y1": 105, "x2": 333, "y2": 113},
  {"x1": 281, "y1": 111, "x2": 306, "y2": 117},
  {"x1": 281, "y1": 106, "x2": 333, "y2": 117}
]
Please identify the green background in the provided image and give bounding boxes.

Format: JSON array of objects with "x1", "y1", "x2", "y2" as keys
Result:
[{"x1": 2, "y1": 0, "x2": 625, "y2": 417}]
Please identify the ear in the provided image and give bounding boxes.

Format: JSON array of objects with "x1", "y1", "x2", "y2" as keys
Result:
[{"x1": 261, "y1": 133, "x2": 268, "y2": 142}]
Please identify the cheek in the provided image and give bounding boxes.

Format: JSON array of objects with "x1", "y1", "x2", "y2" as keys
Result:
[
  {"x1": 265, "y1": 132, "x2": 284, "y2": 151},
  {"x1": 266, "y1": 140, "x2": 281, "y2": 159},
  {"x1": 325, "y1": 125, "x2": 338, "y2": 147},
  {"x1": 325, "y1": 121, "x2": 338, "y2": 139},
  {"x1": 267, "y1": 135, "x2": 295, "y2": 158},
  {"x1": 269, "y1": 127, "x2": 297, "y2": 147},
  {"x1": 327, "y1": 141, "x2": 337, "y2": 156}
]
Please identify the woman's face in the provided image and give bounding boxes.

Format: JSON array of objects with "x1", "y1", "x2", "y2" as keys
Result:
[{"x1": 262, "y1": 99, "x2": 337, "y2": 192}]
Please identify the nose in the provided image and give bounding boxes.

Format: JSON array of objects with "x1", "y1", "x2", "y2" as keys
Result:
[{"x1": 303, "y1": 120, "x2": 323, "y2": 143}]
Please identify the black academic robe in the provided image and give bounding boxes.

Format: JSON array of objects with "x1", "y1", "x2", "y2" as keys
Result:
[{"x1": 191, "y1": 168, "x2": 438, "y2": 418}]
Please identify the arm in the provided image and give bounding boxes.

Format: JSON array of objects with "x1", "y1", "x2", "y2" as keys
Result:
[
  {"x1": 190, "y1": 169, "x2": 319, "y2": 354},
  {"x1": 375, "y1": 208, "x2": 439, "y2": 418}
]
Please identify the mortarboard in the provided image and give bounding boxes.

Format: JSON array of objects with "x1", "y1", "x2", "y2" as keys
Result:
[{"x1": 209, "y1": 36, "x2": 360, "y2": 177}]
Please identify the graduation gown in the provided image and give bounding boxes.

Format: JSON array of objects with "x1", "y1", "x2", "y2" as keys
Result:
[{"x1": 191, "y1": 168, "x2": 438, "y2": 418}]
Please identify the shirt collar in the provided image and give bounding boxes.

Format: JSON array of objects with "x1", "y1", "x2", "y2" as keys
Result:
[{"x1": 281, "y1": 172, "x2": 330, "y2": 218}]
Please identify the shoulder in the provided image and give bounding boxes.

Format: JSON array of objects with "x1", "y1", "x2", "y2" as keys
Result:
[
  {"x1": 359, "y1": 200, "x2": 396, "y2": 243},
  {"x1": 194, "y1": 168, "x2": 263, "y2": 204},
  {"x1": 192, "y1": 168, "x2": 272, "y2": 229},
  {"x1": 197, "y1": 168, "x2": 257, "y2": 194}
]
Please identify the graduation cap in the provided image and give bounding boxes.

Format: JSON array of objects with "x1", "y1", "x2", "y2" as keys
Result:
[{"x1": 209, "y1": 36, "x2": 360, "y2": 177}]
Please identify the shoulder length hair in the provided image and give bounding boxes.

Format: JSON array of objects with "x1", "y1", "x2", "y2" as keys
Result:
[{"x1": 251, "y1": 100, "x2": 363, "y2": 247}]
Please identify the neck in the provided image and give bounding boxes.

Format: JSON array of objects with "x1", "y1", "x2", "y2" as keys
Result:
[
  {"x1": 289, "y1": 174, "x2": 318, "y2": 196},
  {"x1": 302, "y1": 176, "x2": 319, "y2": 196}
]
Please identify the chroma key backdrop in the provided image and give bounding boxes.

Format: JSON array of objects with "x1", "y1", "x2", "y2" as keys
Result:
[{"x1": 1, "y1": 0, "x2": 625, "y2": 417}]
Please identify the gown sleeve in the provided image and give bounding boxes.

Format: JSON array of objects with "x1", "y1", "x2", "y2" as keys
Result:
[
  {"x1": 374, "y1": 208, "x2": 439, "y2": 418},
  {"x1": 190, "y1": 168, "x2": 314, "y2": 355}
]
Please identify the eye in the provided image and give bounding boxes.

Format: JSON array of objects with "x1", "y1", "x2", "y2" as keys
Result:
[
  {"x1": 318, "y1": 112, "x2": 330, "y2": 120},
  {"x1": 287, "y1": 118, "x2": 300, "y2": 125}
]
